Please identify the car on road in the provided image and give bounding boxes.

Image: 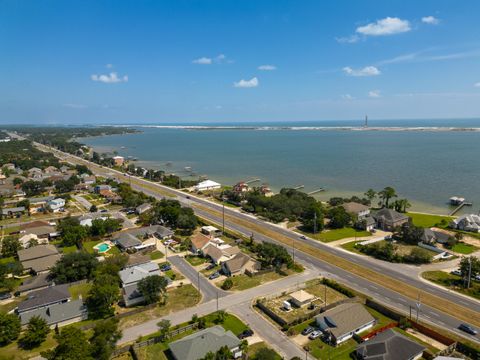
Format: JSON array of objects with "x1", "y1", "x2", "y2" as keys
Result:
[
  {"x1": 0, "y1": 292, "x2": 12, "y2": 300},
  {"x1": 100, "y1": 209, "x2": 108, "y2": 213},
  {"x1": 300, "y1": 235, "x2": 307, "y2": 240},
  {"x1": 186, "y1": 195, "x2": 190, "y2": 199},
  {"x1": 301, "y1": 326, "x2": 315, "y2": 336},
  {"x1": 238, "y1": 329, "x2": 254, "y2": 339},
  {"x1": 209, "y1": 272, "x2": 220, "y2": 280},
  {"x1": 160, "y1": 264, "x2": 172, "y2": 272},
  {"x1": 459, "y1": 323, "x2": 478, "y2": 335},
  {"x1": 308, "y1": 330, "x2": 322, "y2": 340}
]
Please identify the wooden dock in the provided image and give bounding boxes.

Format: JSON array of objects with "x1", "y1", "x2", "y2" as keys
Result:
[
  {"x1": 293, "y1": 185, "x2": 304, "y2": 190},
  {"x1": 449, "y1": 202, "x2": 473, "y2": 216},
  {"x1": 308, "y1": 188, "x2": 325, "y2": 195}
]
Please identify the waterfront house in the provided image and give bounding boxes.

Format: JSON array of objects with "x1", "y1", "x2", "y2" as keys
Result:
[
  {"x1": 169, "y1": 325, "x2": 242, "y2": 360},
  {"x1": 372, "y1": 208, "x2": 410, "y2": 231},
  {"x1": 421, "y1": 229, "x2": 452, "y2": 245},
  {"x1": 194, "y1": 179, "x2": 221, "y2": 192},
  {"x1": 450, "y1": 214, "x2": 480, "y2": 233},
  {"x1": 315, "y1": 302, "x2": 375, "y2": 345},
  {"x1": 112, "y1": 156, "x2": 125, "y2": 166},
  {"x1": 341, "y1": 202, "x2": 370, "y2": 218},
  {"x1": 355, "y1": 328, "x2": 425, "y2": 360},
  {"x1": 233, "y1": 181, "x2": 249, "y2": 193}
]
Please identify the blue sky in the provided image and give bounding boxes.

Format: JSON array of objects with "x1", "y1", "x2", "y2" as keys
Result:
[{"x1": 1, "y1": 0, "x2": 480, "y2": 124}]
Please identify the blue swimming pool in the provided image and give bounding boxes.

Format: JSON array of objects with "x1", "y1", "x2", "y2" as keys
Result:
[{"x1": 96, "y1": 243, "x2": 110, "y2": 253}]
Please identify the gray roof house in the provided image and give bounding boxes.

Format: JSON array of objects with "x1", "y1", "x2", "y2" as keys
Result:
[
  {"x1": 18, "y1": 244, "x2": 61, "y2": 273},
  {"x1": 315, "y1": 302, "x2": 376, "y2": 345},
  {"x1": 421, "y1": 229, "x2": 452, "y2": 245},
  {"x1": 1, "y1": 206, "x2": 25, "y2": 216},
  {"x1": 124, "y1": 225, "x2": 174, "y2": 240},
  {"x1": 169, "y1": 325, "x2": 242, "y2": 360},
  {"x1": 19, "y1": 299, "x2": 88, "y2": 328},
  {"x1": 341, "y1": 202, "x2": 370, "y2": 217},
  {"x1": 373, "y1": 208, "x2": 410, "y2": 231},
  {"x1": 17, "y1": 273, "x2": 53, "y2": 295},
  {"x1": 450, "y1": 214, "x2": 480, "y2": 233},
  {"x1": 356, "y1": 328, "x2": 426, "y2": 360},
  {"x1": 17, "y1": 284, "x2": 70, "y2": 314},
  {"x1": 119, "y1": 262, "x2": 163, "y2": 306},
  {"x1": 135, "y1": 203, "x2": 152, "y2": 215},
  {"x1": 115, "y1": 233, "x2": 143, "y2": 251}
]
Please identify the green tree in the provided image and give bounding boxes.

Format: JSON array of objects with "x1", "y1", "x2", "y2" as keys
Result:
[
  {"x1": 0, "y1": 313, "x2": 21, "y2": 345},
  {"x1": 42, "y1": 327, "x2": 93, "y2": 360},
  {"x1": 364, "y1": 189, "x2": 376, "y2": 204},
  {"x1": 215, "y1": 310, "x2": 226, "y2": 324},
  {"x1": 20, "y1": 316, "x2": 50, "y2": 349},
  {"x1": 157, "y1": 319, "x2": 171, "y2": 340},
  {"x1": 256, "y1": 242, "x2": 292, "y2": 268},
  {"x1": 86, "y1": 274, "x2": 119, "y2": 319},
  {"x1": 137, "y1": 275, "x2": 168, "y2": 304},
  {"x1": 49, "y1": 251, "x2": 98, "y2": 283},
  {"x1": 214, "y1": 346, "x2": 232, "y2": 360},
  {"x1": 460, "y1": 256, "x2": 480, "y2": 288},
  {"x1": 379, "y1": 186, "x2": 397, "y2": 208},
  {"x1": 58, "y1": 217, "x2": 88, "y2": 247},
  {"x1": 90, "y1": 319, "x2": 122, "y2": 360},
  {"x1": 89, "y1": 205, "x2": 97, "y2": 213},
  {"x1": 327, "y1": 206, "x2": 352, "y2": 229},
  {"x1": 404, "y1": 248, "x2": 433, "y2": 264},
  {"x1": 221, "y1": 278, "x2": 233, "y2": 290},
  {"x1": 301, "y1": 202, "x2": 324, "y2": 233},
  {"x1": 1, "y1": 236, "x2": 21, "y2": 258}
]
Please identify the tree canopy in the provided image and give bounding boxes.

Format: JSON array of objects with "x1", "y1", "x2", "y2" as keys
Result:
[
  {"x1": 49, "y1": 252, "x2": 98, "y2": 284},
  {"x1": 20, "y1": 316, "x2": 50, "y2": 349},
  {"x1": 137, "y1": 275, "x2": 169, "y2": 304},
  {"x1": 0, "y1": 313, "x2": 21, "y2": 346}
]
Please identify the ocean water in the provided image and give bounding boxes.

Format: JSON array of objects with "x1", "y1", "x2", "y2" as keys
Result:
[{"x1": 80, "y1": 119, "x2": 480, "y2": 215}]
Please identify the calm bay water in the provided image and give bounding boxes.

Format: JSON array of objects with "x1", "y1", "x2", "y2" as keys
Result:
[{"x1": 81, "y1": 119, "x2": 480, "y2": 215}]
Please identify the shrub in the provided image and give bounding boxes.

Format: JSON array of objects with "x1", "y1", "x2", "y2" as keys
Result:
[
  {"x1": 320, "y1": 278, "x2": 355, "y2": 298},
  {"x1": 221, "y1": 278, "x2": 233, "y2": 290}
]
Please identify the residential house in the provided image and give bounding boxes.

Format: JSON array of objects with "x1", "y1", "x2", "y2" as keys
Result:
[
  {"x1": 201, "y1": 225, "x2": 221, "y2": 237},
  {"x1": 4, "y1": 163, "x2": 16, "y2": 171},
  {"x1": 119, "y1": 262, "x2": 163, "y2": 306},
  {"x1": 421, "y1": 229, "x2": 452, "y2": 245},
  {"x1": 450, "y1": 214, "x2": 480, "y2": 233},
  {"x1": 373, "y1": 208, "x2": 410, "y2": 231},
  {"x1": 114, "y1": 233, "x2": 143, "y2": 252},
  {"x1": 124, "y1": 225, "x2": 174, "y2": 240},
  {"x1": 233, "y1": 182, "x2": 249, "y2": 193},
  {"x1": 94, "y1": 184, "x2": 112, "y2": 193},
  {"x1": 99, "y1": 189, "x2": 122, "y2": 203},
  {"x1": 194, "y1": 180, "x2": 221, "y2": 192},
  {"x1": 169, "y1": 325, "x2": 242, "y2": 360},
  {"x1": 203, "y1": 244, "x2": 241, "y2": 265},
  {"x1": 17, "y1": 273, "x2": 52, "y2": 295},
  {"x1": 78, "y1": 213, "x2": 108, "y2": 227},
  {"x1": 28, "y1": 167, "x2": 43, "y2": 178},
  {"x1": 17, "y1": 284, "x2": 70, "y2": 314},
  {"x1": 260, "y1": 184, "x2": 274, "y2": 197},
  {"x1": 356, "y1": 328, "x2": 425, "y2": 360},
  {"x1": 29, "y1": 196, "x2": 55, "y2": 214},
  {"x1": 18, "y1": 244, "x2": 61, "y2": 274},
  {"x1": 191, "y1": 233, "x2": 211, "y2": 253},
  {"x1": 112, "y1": 156, "x2": 125, "y2": 166},
  {"x1": 289, "y1": 290, "x2": 315, "y2": 308},
  {"x1": 315, "y1": 302, "x2": 376, "y2": 345},
  {"x1": 60, "y1": 165, "x2": 70, "y2": 173},
  {"x1": 43, "y1": 166, "x2": 58, "y2": 173},
  {"x1": 82, "y1": 175, "x2": 96, "y2": 185},
  {"x1": 19, "y1": 299, "x2": 88, "y2": 328},
  {"x1": 221, "y1": 253, "x2": 261, "y2": 277},
  {"x1": 47, "y1": 198, "x2": 66, "y2": 212},
  {"x1": 135, "y1": 203, "x2": 152, "y2": 215},
  {"x1": 1, "y1": 206, "x2": 25, "y2": 217},
  {"x1": 341, "y1": 202, "x2": 375, "y2": 231},
  {"x1": 19, "y1": 224, "x2": 57, "y2": 248}
]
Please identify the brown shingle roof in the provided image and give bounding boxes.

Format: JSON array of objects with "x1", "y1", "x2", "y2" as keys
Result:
[{"x1": 191, "y1": 233, "x2": 211, "y2": 250}]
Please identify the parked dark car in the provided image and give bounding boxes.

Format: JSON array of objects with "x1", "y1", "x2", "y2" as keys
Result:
[
  {"x1": 100, "y1": 209, "x2": 108, "y2": 213},
  {"x1": 160, "y1": 264, "x2": 171, "y2": 272},
  {"x1": 209, "y1": 272, "x2": 220, "y2": 280},
  {"x1": 205, "y1": 263, "x2": 216, "y2": 270},
  {"x1": 238, "y1": 329, "x2": 254, "y2": 339},
  {"x1": 0, "y1": 292, "x2": 12, "y2": 300},
  {"x1": 459, "y1": 323, "x2": 478, "y2": 335},
  {"x1": 301, "y1": 326, "x2": 315, "y2": 336}
]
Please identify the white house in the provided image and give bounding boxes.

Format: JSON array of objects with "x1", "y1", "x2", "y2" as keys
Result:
[
  {"x1": 194, "y1": 180, "x2": 221, "y2": 192},
  {"x1": 47, "y1": 198, "x2": 66, "y2": 212}
]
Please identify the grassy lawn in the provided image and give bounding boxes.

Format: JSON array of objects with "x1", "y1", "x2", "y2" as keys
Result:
[
  {"x1": 112, "y1": 352, "x2": 134, "y2": 360},
  {"x1": 0, "y1": 332, "x2": 57, "y2": 360},
  {"x1": 227, "y1": 270, "x2": 294, "y2": 291},
  {"x1": 0, "y1": 256, "x2": 15, "y2": 265},
  {"x1": 452, "y1": 242, "x2": 477, "y2": 254},
  {"x1": 0, "y1": 295, "x2": 25, "y2": 313},
  {"x1": 60, "y1": 245, "x2": 77, "y2": 254},
  {"x1": 150, "y1": 250, "x2": 164, "y2": 260},
  {"x1": 299, "y1": 228, "x2": 371, "y2": 243},
  {"x1": 200, "y1": 264, "x2": 221, "y2": 277},
  {"x1": 247, "y1": 342, "x2": 282, "y2": 360},
  {"x1": 340, "y1": 241, "x2": 363, "y2": 254},
  {"x1": 422, "y1": 271, "x2": 480, "y2": 300},
  {"x1": 164, "y1": 269, "x2": 184, "y2": 281},
  {"x1": 118, "y1": 285, "x2": 201, "y2": 330},
  {"x1": 185, "y1": 255, "x2": 208, "y2": 266},
  {"x1": 83, "y1": 240, "x2": 101, "y2": 254},
  {"x1": 406, "y1": 212, "x2": 453, "y2": 228},
  {"x1": 135, "y1": 343, "x2": 168, "y2": 360},
  {"x1": 69, "y1": 282, "x2": 92, "y2": 300}
]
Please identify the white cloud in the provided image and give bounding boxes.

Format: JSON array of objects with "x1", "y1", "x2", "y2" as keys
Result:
[
  {"x1": 422, "y1": 16, "x2": 440, "y2": 25},
  {"x1": 368, "y1": 90, "x2": 381, "y2": 98},
  {"x1": 233, "y1": 77, "x2": 259, "y2": 88},
  {"x1": 341, "y1": 94, "x2": 355, "y2": 100},
  {"x1": 335, "y1": 35, "x2": 360, "y2": 44},
  {"x1": 63, "y1": 103, "x2": 87, "y2": 109},
  {"x1": 474, "y1": 82, "x2": 480, "y2": 88},
  {"x1": 258, "y1": 65, "x2": 277, "y2": 71},
  {"x1": 91, "y1": 72, "x2": 128, "y2": 83},
  {"x1": 192, "y1": 57, "x2": 212, "y2": 65},
  {"x1": 343, "y1": 66, "x2": 381, "y2": 77},
  {"x1": 356, "y1": 17, "x2": 411, "y2": 36}
]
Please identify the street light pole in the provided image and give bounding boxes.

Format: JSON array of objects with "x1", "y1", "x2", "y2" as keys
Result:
[{"x1": 222, "y1": 200, "x2": 225, "y2": 235}]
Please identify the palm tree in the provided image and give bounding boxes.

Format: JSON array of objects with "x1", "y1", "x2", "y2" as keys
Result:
[
  {"x1": 400, "y1": 199, "x2": 411, "y2": 213},
  {"x1": 379, "y1": 187, "x2": 397, "y2": 208},
  {"x1": 364, "y1": 189, "x2": 376, "y2": 204}
]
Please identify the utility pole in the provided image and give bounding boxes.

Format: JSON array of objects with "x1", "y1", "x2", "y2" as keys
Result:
[
  {"x1": 313, "y1": 211, "x2": 317, "y2": 234},
  {"x1": 222, "y1": 199, "x2": 225, "y2": 235},
  {"x1": 292, "y1": 238, "x2": 295, "y2": 264},
  {"x1": 324, "y1": 283, "x2": 327, "y2": 307},
  {"x1": 415, "y1": 293, "x2": 421, "y2": 322},
  {"x1": 216, "y1": 292, "x2": 219, "y2": 311},
  {"x1": 467, "y1": 256, "x2": 472, "y2": 289},
  {"x1": 197, "y1": 271, "x2": 200, "y2": 294}
]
